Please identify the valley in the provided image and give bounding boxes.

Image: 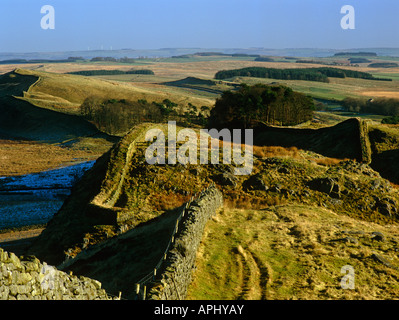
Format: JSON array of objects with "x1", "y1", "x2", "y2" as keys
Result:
[{"x1": 1, "y1": 49, "x2": 399, "y2": 300}]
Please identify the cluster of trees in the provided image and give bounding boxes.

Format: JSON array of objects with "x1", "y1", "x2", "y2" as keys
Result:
[
  {"x1": 143, "y1": 99, "x2": 210, "y2": 126},
  {"x1": 79, "y1": 97, "x2": 211, "y2": 134},
  {"x1": 334, "y1": 52, "x2": 377, "y2": 57},
  {"x1": 208, "y1": 84, "x2": 315, "y2": 129},
  {"x1": 214, "y1": 67, "x2": 390, "y2": 83},
  {"x1": 368, "y1": 62, "x2": 399, "y2": 68},
  {"x1": 381, "y1": 116, "x2": 399, "y2": 124},
  {"x1": 296, "y1": 60, "x2": 322, "y2": 64},
  {"x1": 68, "y1": 69, "x2": 154, "y2": 76},
  {"x1": 254, "y1": 57, "x2": 274, "y2": 62},
  {"x1": 342, "y1": 97, "x2": 399, "y2": 116},
  {"x1": 80, "y1": 97, "x2": 163, "y2": 134},
  {"x1": 79, "y1": 84, "x2": 317, "y2": 134},
  {"x1": 215, "y1": 67, "x2": 329, "y2": 82},
  {"x1": 348, "y1": 58, "x2": 371, "y2": 64}
]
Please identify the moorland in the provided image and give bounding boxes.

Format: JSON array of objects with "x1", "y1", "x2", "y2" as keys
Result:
[{"x1": 1, "y1": 49, "x2": 399, "y2": 299}]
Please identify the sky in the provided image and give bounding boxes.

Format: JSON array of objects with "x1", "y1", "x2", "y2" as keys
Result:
[{"x1": 0, "y1": 0, "x2": 398, "y2": 53}]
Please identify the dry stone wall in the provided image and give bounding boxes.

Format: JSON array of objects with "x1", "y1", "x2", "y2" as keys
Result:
[
  {"x1": 0, "y1": 182, "x2": 223, "y2": 300},
  {"x1": 358, "y1": 119, "x2": 372, "y2": 164},
  {"x1": 144, "y1": 184, "x2": 223, "y2": 300},
  {"x1": 0, "y1": 248, "x2": 112, "y2": 300}
]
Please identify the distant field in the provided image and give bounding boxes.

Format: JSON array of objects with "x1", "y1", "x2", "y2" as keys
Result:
[
  {"x1": 230, "y1": 75, "x2": 399, "y2": 100},
  {"x1": 26, "y1": 58, "x2": 399, "y2": 102},
  {"x1": 2, "y1": 57, "x2": 398, "y2": 105},
  {"x1": 370, "y1": 72, "x2": 399, "y2": 81},
  {"x1": 20, "y1": 60, "x2": 325, "y2": 81}
]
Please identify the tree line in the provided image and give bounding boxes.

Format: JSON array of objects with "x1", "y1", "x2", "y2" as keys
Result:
[
  {"x1": 214, "y1": 67, "x2": 391, "y2": 82},
  {"x1": 342, "y1": 97, "x2": 399, "y2": 116},
  {"x1": 68, "y1": 69, "x2": 154, "y2": 76},
  {"x1": 334, "y1": 52, "x2": 377, "y2": 57},
  {"x1": 79, "y1": 97, "x2": 210, "y2": 134},
  {"x1": 90, "y1": 57, "x2": 136, "y2": 63},
  {"x1": 79, "y1": 84, "x2": 315, "y2": 135},
  {"x1": 368, "y1": 62, "x2": 398, "y2": 68},
  {"x1": 80, "y1": 97, "x2": 162, "y2": 134}
]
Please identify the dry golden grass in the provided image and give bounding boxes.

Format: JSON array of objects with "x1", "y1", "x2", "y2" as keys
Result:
[
  {"x1": 360, "y1": 91, "x2": 399, "y2": 99},
  {"x1": 0, "y1": 139, "x2": 106, "y2": 176},
  {"x1": 253, "y1": 145, "x2": 300, "y2": 159},
  {"x1": 311, "y1": 157, "x2": 352, "y2": 167},
  {"x1": 149, "y1": 192, "x2": 192, "y2": 211},
  {"x1": 223, "y1": 191, "x2": 284, "y2": 210},
  {"x1": 5, "y1": 59, "x2": 399, "y2": 109},
  {"x1": 0, "y1": 64, "x2": 40, "y2": 75},
  {"x1": 39, "y1": 60, "x2": 308, "y2": 79},
  {"x1": 16, "y1": 68, "x2": 214, "y2": 114}
]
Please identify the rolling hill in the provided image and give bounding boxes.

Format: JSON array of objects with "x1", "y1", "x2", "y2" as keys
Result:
[
  {"x1": 0, "y1": 68, "x2": 214, "y2": 142},
  {"x1": 25, "y1": 120, "x2": 399, "y2": 299},
  {"x1": 1, "y1": 60, "x2": 399, "y2": 300},
  {"x1": 0, "y1": 69, "x2": 112, "y2": 143},
  {"x1": 15, "y1": 68, "x2": 214, "y2": 114}
]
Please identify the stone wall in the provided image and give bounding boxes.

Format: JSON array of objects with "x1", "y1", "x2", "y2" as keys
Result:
[
  {"x1": 358, "y1": 119, "x2": 372, "y2": 164},
  {"x1": 0, "y1": 248, "x2": 112, "y2": 300},
  {"x1": 0, "y1": 183, "x2": 223, "y2": 300},
  {"x1": 254, "y1": 117, "x2": 368, "y2": 162},
  {"x1": 143, "y1": 184, "x2": 223, "y2": 300}
]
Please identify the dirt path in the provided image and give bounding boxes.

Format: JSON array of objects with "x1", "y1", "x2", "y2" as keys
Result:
[{"x1": 235, "y1": 245, "x2": 271, "y2": 300}]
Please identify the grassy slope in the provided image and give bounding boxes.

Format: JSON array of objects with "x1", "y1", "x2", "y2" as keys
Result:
[
  {"x1": 0, "y1": 70, "x2": 105, "y2": 143},
  {"x1": 187, "y1": 205, "x2": 399, "y2": 300},
  {"x1": 16, "y1": 68, "x2": 214, "y2": 114}
]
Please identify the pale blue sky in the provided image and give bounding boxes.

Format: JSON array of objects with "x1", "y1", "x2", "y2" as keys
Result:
[{"x1": 0, "y1": 0, "x2": 398, "y2": 53}]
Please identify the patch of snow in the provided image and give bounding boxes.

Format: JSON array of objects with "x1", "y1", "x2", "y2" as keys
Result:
[
  {"x1": 0, "y1": 161, "x2": 96, "y2": 230},
  {"x1": 0, "y1": 161, "x2": 95, "y2": 191}
]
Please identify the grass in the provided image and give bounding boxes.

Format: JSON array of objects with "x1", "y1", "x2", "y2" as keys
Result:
[
  {"x1": 370, "y1": 72, "x2": 399, "y2": 81},
  {"x1": 27, "y1": 120, "x2": 399, "y2": 267},
  {"x1": 252, "y1": 146, "x2": 300, "y2": 159},
  {"x1": 0, "y1": 139, "x2": 110, "y2": 176},
  {"x1": 5, "y1": 58, "x2": 399, "y2": 116},
  {"x1": 13, "y1": 68, "x2": 214, "y2": 115},
  {"x1": 187, "y1": 205, "x2": 399, "y2": 300},
  {"x1": 230, "y1": 75, "x2": 399, "y2": 101},
  {"x1": 3, "y1": 58, "x2": 399, "y2": 300}
]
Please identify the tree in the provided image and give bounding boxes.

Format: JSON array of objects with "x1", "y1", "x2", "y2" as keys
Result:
[{"x1": 80, "y1": 96, "x2": 102, "y2": 120}]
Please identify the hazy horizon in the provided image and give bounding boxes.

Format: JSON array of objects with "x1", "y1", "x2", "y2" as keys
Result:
[
  {"x1": 2, "y1": 47, "x2": 399, "y2": 62},
  {"x1": 1, "y1": 0, "x2": 398, "y2": 54}
]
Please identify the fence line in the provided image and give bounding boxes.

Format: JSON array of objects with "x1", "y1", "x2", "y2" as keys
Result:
[{"x1": 133, "y1": 182, "x2": 215, "y2": 300}]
